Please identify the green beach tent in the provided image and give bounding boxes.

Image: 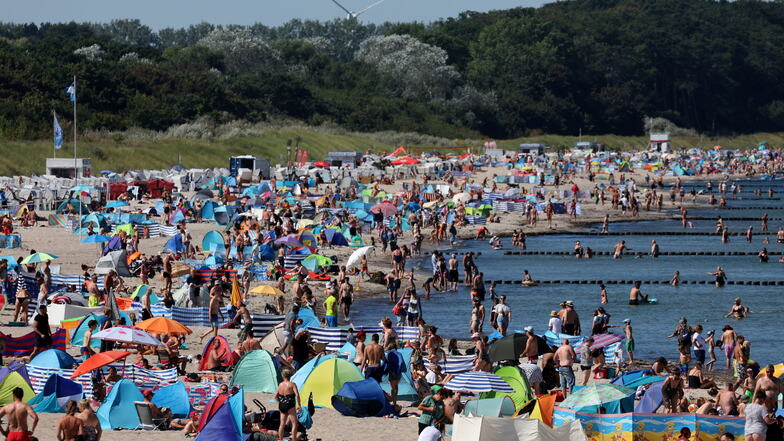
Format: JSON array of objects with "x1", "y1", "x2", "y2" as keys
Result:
[
  {"x1": 479, "y1": 366, "x2": 534, "y2": 410},
  {"x1": 230, "y1": 350, "x2": 278, "y2": 393}
]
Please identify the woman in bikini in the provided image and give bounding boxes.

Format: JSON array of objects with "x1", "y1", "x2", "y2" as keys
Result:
[{"x1": 276, "y1": 369, "x2": 301, "y2": 441}]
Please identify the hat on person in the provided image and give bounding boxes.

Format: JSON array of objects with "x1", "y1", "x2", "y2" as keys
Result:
[
  {"x1": 565, "y1": 300, "x2": 574, "y2": 306},
  {"x1": 471, "y1": 332, "x2": 481, "y2": 340},
  {"x1": 550, "y1": 310, "x2": 558, "y2": 317},
  {"x1": 524, "y1": 326, "x2": 534, "y2": 332},
  {"x1": 326, "y1": 282, "x2": 333, "y2": 289},
  {"x1": 431, "y1": 385, "x2": 443, "y2": 394},
  {"x1": 707, "y1": 329, "x2": 715, "y2": 337},
  {"x1": 623, "y1": 318, "x2": 631, "y2": 323},
  {"x1": 723, "y1": 325, "x2": 733, "y2": 331}
]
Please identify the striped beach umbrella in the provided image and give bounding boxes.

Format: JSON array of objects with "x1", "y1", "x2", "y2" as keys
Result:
[{"x1": 444, "y1": 371, "x2": 514, "y2": 393}]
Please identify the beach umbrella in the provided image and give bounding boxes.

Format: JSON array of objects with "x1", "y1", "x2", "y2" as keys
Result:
[
  {"x1": 105, "y1": 201, "x2": 129, "y2": 209},
  {"x1": 558, "y1": 384, "x2": 635, "y2": 410},
  {"x1": 370, "y1": 202, "x2": 397, "y2": 218},
  {"x1": 21, "y1": 252, "x2": 58, "y2": 264},
  {"x1": 452, "y1": 192, "x2": 472, "y2": 204},
  {"x1": 302, "y1": 254, "x2": 332, "y2": 272},
  {"x1": 92, "y1": 326, "x2": 164, "y2": 347},
  {"x1": 136, "y1": 317, "x2": 192, "y2": 336},
  {"x1": 249, "y1": 285, "x2": 285, "y2": 296},
  {"x1": 70, "y1": 185, "x2": 97, "y2": 193},
  {"x1": 80, "y1": 234, "x2": 112, "y2": 244},
  {"x1": 488, "y1": 332, "x2": 527, "y2": 363},
  {"x1": 444, "y1": 371, "x2": 514, "y2": 393},
  {"x1": 346, "y1": 246, "x2": 374, "y2": 270},
  {"x1": 71, "y1": 351, "x2": 130, "y2": 378},
  {"x1": 275, "y1": 236, "x2": 303, "y2": 248}
]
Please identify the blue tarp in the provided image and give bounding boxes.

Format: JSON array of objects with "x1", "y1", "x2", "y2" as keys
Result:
[
  {"x1": 164, "y1": 235, "x2": 184, "y2": 253},
  {"x1": 611, "y1": 370, "x2": 665, "y2": 390},
  {"x1": 28, "y1": 374, "x2": 83, "y2": 413},
  {"x1": 332, "y1": 379, "x2": 395, "y2": 417}
]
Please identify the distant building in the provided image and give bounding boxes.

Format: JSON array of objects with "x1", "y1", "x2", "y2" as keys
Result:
[
  {"x1": 325, "y1": 152, "x2": 363, "y2": 167},
  {"x1": 572, "y1": 141, "x2": 603, "y2": 154},
  {"x1": 229, "y1": 155, "x2": 271, "y2": 179},
  {"x1": 649, "y1": 133, "x2": 670, "y2": 152},
  {"x1": 46, "y1": 158, "x2": 92, "y2": 178},
  {"x1": 518, "y1": 143, "x2": 546, "y2": 157}
]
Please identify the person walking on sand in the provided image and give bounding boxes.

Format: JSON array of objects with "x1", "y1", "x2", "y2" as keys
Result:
[
  {"x1": 554, "y1": 339, "x2": 576, "y2": 397},
  {"x1": 493, "y1": 296, "x2": 511, "y2": 336},
  {"x1": 276, "y1": 369, "x2": 301, "y2": 441},
  {"x1": 0, "y1": 387, "x2": 39, "y2": 441},
  {"x1": 623, "y1": 319, "x2": 634, "y2": 363},
  {"x1": 199, "y1": 286, "x2": 224, "y2": 343}
]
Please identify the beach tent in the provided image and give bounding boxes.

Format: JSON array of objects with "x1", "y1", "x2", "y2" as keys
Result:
[
  {"x1": 338, "y1": 342, "x2": 357, "y2": 361},
  {"x1": 463, "y1": 397, "x2": 516, "y2": 417},
  {"x1": 29, "y1": 349, "x2": 76, "y2": 369},
  {"x1": 200, "y1": 201, "x2": 216, "y2": 221},
  {"x1": 519, "y1": 394, "x2": 557, "y2": 427},
  {"x1": 164, "y1": 235, "x2": 184, "y2": 254},
  {"x1": 259, "y1": 323, "x2": 287, "y2": 354},
  {"x1": 480, "y1": 366, "x2": 534, "y2": 410},
  {"x1": 214, "y1": 206, "x2": 229, "y2": 225},
  {"x1": 230, "y1": 350, "x2": 278, "y2": 393},
  {"x1": 28, "y1": 374, "x2": 83, "y2": 413},
  {"x1": 151, "y1": 381, "x2": 192, "y2": 418},
  {"x1": 451, "y1": 414, "x2": 587, "y2": 441},
  {"x1": 331, "y1": 379, "x2": 395, "y2": 417},
  {"x1": 291, "y1": 354, "x2": 340, "y2": 389},
  {"x1": 71, "y1": 314, "x2": 102, "y2": 348},
  {"x1": 196, "y1": 392, "x2": 229, "y2": 432},
  {"x1": 56, "y1": 199, "x2": 90, "y2": 215},
  {"x1": 381, "y1": 348, "x2": 417, "y2": 401},
  {"x1": 634, "y1": 380, "x2": 664, "y2": 413},
  {"x1": 97, "y1": 379, "x2": 144, "y2": 429},
  {"x1": 610, "y1": 370, "x2": 665, "y2": 390},
  {"x1": 195, "y1": 389, "x2": 245, "y2": 441},
  {"x1": 198, "y1": 336, "x2": 234, "y2": 371},
  {"x1": 0, "y1": 370, "x2": 34, "y2": 405},
  {"x1": 325, "y1": 230, "x2": 349, "y2": 246},
  {"x1": 559, "y1": 384, "x2": 635, "y2": 414},
  {"x1": 94, "y1": 250, "x2": 132, "y2": 277},
  {"x1": 300, "y1": 358, "x2": 364, "y2": 408},
  {"x1": 202, "y1": 231, "x2": 225, "y2": 253}
]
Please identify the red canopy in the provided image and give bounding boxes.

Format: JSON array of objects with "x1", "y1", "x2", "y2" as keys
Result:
[
  {"x1": 313, "y1": 161, "x2": 330, "y2": 167},
  {"x1": 391, "y1": 157, "x2": 420, "y2": 165}
]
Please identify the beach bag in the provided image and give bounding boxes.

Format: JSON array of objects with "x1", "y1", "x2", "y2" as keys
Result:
[{"x1": 392, "y1": 302, "x2": 403, "y2": 316}]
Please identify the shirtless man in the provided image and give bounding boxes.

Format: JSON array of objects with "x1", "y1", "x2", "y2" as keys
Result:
[
  {"x1": 725, "y1": 298, "x2": 749, "y2": 319},
  {"x1": 227, "y1": 302, "x2": 253, "y2": 341},
  {"x1": 559, "y1": 300, "x2": 581, "y2": 335},
  {"x1": 199, "y1": 284, "x2": 224, "y2": 343},
  {"x1": 360, "y1": 334, "x2": 386, "y2": 383},
  {"x1": 554, "y1": 339, "x2": 576, "y2": 397},
  {"x1": 205, "y1": 343, "x2": 227, "y2": 371},
  {"x1": 81, "y1": 320, "x2": 97, "y2": 361},
  {"x1": 0, "y1": 387, "x2": 39, "y2": 441},
  {"x1": 140, "y1": 287, "x2": 152, "y2": 321},
  {"x1": 754, "y1": 364, "x2": 782, "y2": 409},
  {"x1": 238, "y1": 332, "x2": 261, "y2": 356},
  {"x1": 716, "y1": 382, "x2": 739, "y2": 416},
  {"x1": 720, "y1": 325, "x2": 737, "y2": 370},
  {"x1": 613, "y1": 240, "x2": 629, "y2": 259},
  {"x1": 520, "y1": 326, "x2": 538, "y2": 363}
]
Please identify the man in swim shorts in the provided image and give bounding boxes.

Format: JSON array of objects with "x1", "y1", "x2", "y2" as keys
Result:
[
  {"x1": 0, "y1": 387, "x2": 38, "y2": 441},
  {"x1": 361, "y1": 334, "x2": 386, "y2": 383}
]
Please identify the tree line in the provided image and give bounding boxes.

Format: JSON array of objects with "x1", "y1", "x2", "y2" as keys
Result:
[{"x1": 2, "y1": 0, "x2": 784, "y2": 140}]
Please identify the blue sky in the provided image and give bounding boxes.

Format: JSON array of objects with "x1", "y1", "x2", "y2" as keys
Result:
[{"x1": 6, "y1": 0, "x2": 548, "y2": 29}]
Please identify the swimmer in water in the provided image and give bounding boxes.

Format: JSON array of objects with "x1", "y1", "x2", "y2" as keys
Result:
[
  {"x1": 725, "y1": 298, "x2": 749, "y2": 319},
  {"x1": 670, "y1": 271, "x2": 680, "y2": 286},
  {"x1": 613, "y1": 240, "x2": 630, "y2": 259},
  {"x1": 708, "y1": 266, "x2": 727, "y2": 288}
]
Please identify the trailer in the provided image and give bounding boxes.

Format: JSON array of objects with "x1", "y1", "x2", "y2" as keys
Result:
[
  {"x1": 46, "y1": 158, "x2": 92, "y2": 178},
  {"x1": 229, "y1": 156, "x2": 271, "y2": 180}
]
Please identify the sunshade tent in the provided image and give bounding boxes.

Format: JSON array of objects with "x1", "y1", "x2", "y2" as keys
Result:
[
  {"x1": 151, "y1": 381, "x2": 192, "y2": 417},
  {"x1": 300, "y1": 358, "x2": 364, "y2": 408},
  {"x1": 198, "y1": 336, "x2": 233, "y2": 371},
  {"x1": 97, "y1": 379, "x2": 144, "y2": 429},
  {"x1": 610, "y1": 370, "x2": 665, "y2": 390},
  {"x1": 195, "y1": 389, "x2": 245, "y2": 441},
  {"x1": 112, "y1": 224, "x2": 136, "y2": 236},
  {"x1": 324, "y1": 229, "x2": 349, "y2": 246},
  {"x1": 29, "y1": 349, "x2": 76, "y2": 369},
  {"x1": 56, "y1": 199, "x2": 90, "y2": 215},
  {"x1": 381, "y1": 348, "x2": 418, "y2": 401},
  {"x1": 451, "y1": 414, "x2": 587, "y2": 441},
  {"x1": 445, "y1": 371, "x2": 514, "y2": 394},
  {"x1": 480, "y1": 366, "x2": 534, "y2": 410},
  {"x1": 302, "y1": 254, "x2": 333, "y2": 272},
  {"x1": 463, "y1": 397, "x2": 516, "y2": 417},
  {"x1": 130, "y1": 284, "x2": 160, "y2": 303},
  {"x1": 0, "y1": 370, "x2": 34, "y2": 405},
  {"x1": 28, "y1": 374, "x2": 83, "y2": 413},
  {"x1": 230, "y1": 350, "x2": 278, "y2": 393},
  {"x1": 634, "y1": 380, "x2": 664, "y2": 413},
  {"x1": 518, "y1": 394, "x2": 557, "y2": 427},
  {"x1": 559, "y1": 384, "x2": 635, "y2": 414},
  {"x1": 332, "y1": 379, "x2": 395, "y2": 417},
  {"x1": 80, "y1": 234, "x2": 112, "y2": 243},
  {"x1": 202, "y1": 231, "x2": 225, "y2": 253}
]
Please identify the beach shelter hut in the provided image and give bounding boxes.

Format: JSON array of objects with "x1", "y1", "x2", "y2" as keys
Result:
[
  {"x1": 29, "y1": 349, "x2": 76, "y2": 369},
  {"x1": 97, "y1": 379, "x2": 144, "y2": 429},
  {"x1": 198, "y1": 336, "x2": 234, "y2": 371},
  {"x1": 195, "y1": 389, "x2": 244, "y2": 441},
  {"x1": 463, "y1": 397, "x2": 516, "y2": 417},
  {"x1": 202, "y1": 231, "x2": 225, "y2": 253},
  {"x1": 164, "y1": 234, "x2": 184, "y2": 253},
  {"x1": 558, "y1": 384, "x2": 635, "y2": 414},
  {"x1": 230, "y1": 350, "x2": 278, "y2": 393},
  {"x1": 28, "y1": 374, "x2": 83, "y2": 412},
  {"x1": 331, "y1": 379, "x2": 395, "y2": 417},
  {"x1": 300, "y1": 358, "x2": 364, "y2": 408},
  {"x1": 480, "y1": 366, "x2": 534, "y2": 410},
  {"x1": 451, "y1": 414, "x2": 587, "y2": 441},
  {"x1": 151, "y1": 381, "x2": 192, "y2": 418},
  {"x1": 0, "y1": 369, "x2": 34, "y2": 405}
]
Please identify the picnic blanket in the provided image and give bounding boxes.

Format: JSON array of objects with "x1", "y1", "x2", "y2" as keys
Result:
[{"x1": 2, "y1": 329, "x2": 67, "y2": 357}]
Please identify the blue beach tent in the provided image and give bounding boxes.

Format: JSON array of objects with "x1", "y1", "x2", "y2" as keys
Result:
[
  {"x1": 28, "y1": 374, "x2": 83, "y2": 413},
  {"x1": 152, "y1": 381, "x2": 193, "y2": 418},
  {"x1": 332, "y1": 379, "x2": 395, "y2": 417},
  {"x1": 97, "y1": 379, "x2": 144, "y2": 429}
]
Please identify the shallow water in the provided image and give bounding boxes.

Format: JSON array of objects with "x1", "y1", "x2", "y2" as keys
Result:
[{"x1": 350, "y1": 178, "x2": 784, "y2": 367}]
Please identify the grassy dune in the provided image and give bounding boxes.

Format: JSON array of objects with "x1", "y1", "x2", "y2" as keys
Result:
[{"x1": 1, "y1": 130, "x2": 782, "y2": 176}]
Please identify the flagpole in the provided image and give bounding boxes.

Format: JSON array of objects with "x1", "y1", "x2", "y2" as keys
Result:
[
  {"x1": 52, "y1": 110, "x2": 57, "y2": 159},
  {"x1": 73, "y1": 75, "x2": 81, "y2": 236}
]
